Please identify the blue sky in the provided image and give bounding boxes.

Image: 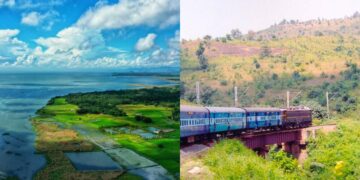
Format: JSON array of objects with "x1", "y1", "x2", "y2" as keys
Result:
[
  {"x1": 181, "y1": 0, "x2": 360, "y2": 39},
  {"x1": 0, "y1": 0, "x2": 179, "y2": 71}
]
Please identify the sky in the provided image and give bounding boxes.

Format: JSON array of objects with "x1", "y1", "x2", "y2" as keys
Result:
[
  {"x1": 181, "y1": 0, "x2": 360, "y2": 40},
  {"x1": 0, "y1": 0, "x2": 179, "y2": 71}
]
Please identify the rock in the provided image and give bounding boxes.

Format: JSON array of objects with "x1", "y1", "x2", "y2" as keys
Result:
[{"x1": 188, "y1": 166, "x2": 202, "y2": 174}]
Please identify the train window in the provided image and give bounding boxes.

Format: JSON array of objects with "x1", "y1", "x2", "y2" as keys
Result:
[{"x1": 187, "y1": 112, "x2": 193, "y2": 115}]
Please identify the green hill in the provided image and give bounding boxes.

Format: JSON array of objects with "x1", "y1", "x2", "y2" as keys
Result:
[{"x1": 181, "y1": 21, "x2": 360, "y2": 112}]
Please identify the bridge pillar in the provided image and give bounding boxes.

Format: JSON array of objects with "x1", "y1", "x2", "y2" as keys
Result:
[
  {"x1": 254, "y1": 146, "x2": 268, "y2": 157},
  {"x1": 283, "y1": 141, "x2": 301, "y2": 158},
  {"x1": 312, "y1": 129, "x2": 316, "y2": 138}
]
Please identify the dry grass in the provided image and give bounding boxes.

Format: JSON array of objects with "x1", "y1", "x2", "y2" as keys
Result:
[{"x1": 32, "y1": 122, "x2": 95, "y2": 152}]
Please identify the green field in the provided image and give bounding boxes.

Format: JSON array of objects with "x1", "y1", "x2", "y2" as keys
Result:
[{"x1": 32, "y1": 87, "x2": 180, "y2": 178}]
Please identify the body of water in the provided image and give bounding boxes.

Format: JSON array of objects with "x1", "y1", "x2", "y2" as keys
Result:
[{"x1": 0, "y1": 72, "x2": 175, "y2": 180}]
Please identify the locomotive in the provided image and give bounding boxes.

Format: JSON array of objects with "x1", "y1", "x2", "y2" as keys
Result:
[{"x1": 180, "y1": 105, "x2": 312, "y2": 143}]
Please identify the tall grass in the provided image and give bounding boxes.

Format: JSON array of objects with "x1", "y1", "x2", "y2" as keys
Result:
[{"x1": 202, "y1": 140, "x2": 302, "y2": 179}]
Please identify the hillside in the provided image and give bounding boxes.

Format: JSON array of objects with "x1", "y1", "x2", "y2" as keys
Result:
[
  {"x1": 255, "y1": 12, "x2": 360, "y2": 40},
  {"x1": 181, "y1": 15, "x2": 360, "y2": 110}
]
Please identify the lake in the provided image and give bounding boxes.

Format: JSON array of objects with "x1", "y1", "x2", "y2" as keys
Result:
[{"x1": 0, "y1": 72, "x2": 176, "y2": 180}]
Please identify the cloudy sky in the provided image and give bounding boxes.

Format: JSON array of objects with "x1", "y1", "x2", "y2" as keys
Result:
[
  {"x1": 181, "y1": 0, "x2": 360, "y2": 40},
  {"x1": 0, "y1": 0, "x2": 179, "y2": 71}
]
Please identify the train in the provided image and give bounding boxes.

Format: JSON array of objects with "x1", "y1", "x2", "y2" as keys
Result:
[{"x1": 180, "y1": 105, "x2": 312, "y2": 143}]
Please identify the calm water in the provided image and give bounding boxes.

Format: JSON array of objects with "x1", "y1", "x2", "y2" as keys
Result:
[
  {"x1": 65, "y1": 152, "x2": 121, "y2": 171},
  {"x1": 0, "y1": 72, "x2": 175, "y2": 180}
]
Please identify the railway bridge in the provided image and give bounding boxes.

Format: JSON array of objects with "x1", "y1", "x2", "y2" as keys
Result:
[
  {"x1": 181, "y1": 125, "x2": 337, "y2": 159},
  {"x1": 233, "y1": 124, "x2": 337, "y2": 157}
]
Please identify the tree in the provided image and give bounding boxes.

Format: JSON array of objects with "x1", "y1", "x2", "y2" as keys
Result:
[
  {"x1": 196, "y1": 42, "x2": 209, "y2": 70},
  {"x1": 230, "y1": 29, "x2": 242, "y2": 39},
  {"x1": 203, "y1": 35, "x2": 212, "y2": 41},
  {"x1": 300, "y1": 100, "x2": 327, "y2": 119},
  {"x1": 226, "y1": 34, "x2": 232, "y2": 41}
]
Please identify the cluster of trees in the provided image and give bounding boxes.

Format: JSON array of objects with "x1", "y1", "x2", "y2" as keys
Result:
[
  {"x1": 196, "y1": 42, "x2": 209, "y2": 70},
  {"x1": 182, "y1": 83, "x2": 217, "y2": 105},
  {"x1": 306, "y1": 64, "x2": 358, "y2": 114},
  {"x1": 47, "y1": 87, "x2": 180, "y2": 119}
]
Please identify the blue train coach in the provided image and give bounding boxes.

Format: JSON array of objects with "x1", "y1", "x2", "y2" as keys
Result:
[
  {"x1": 207, "y1": 107, "x2": 246, "y2": 133},
  {"x1": 243, "y1": 107, "x2": 282, "y2": 129},
  {"x1": 180, "y1": 105, "x2": 210, "y2": 138}
]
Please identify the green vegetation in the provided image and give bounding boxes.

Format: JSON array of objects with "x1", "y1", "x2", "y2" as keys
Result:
[
  {"x1": 304, "y1": 119, "x2": 360, "y2": 178},
  {"x1": 196, "y1": 42, "x2": 209, "y2": 70},
  {"x1": 45, "y1": 87, "x2": 179, "y2": 118},
  {"x1": 203, "y1": 140, "x2": 301, "y2": 179},
  {"x1": 181, "y1": 35, "x2": 360, "y2": 107},
  {"x1": 32, "y1": 87, "x2": 180, "y2": 178},
  {"x1": 181, "y1": 140, "x2": 304, "y2": 179}
]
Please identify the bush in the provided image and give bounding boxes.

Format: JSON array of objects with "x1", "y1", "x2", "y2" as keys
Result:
[
  {"x1": 320, "y1": 72, "x2": 328, "y2": 78},
  {"x1": 220, "y1": 80, "x2": 228, "y2": 86},
  {"x1": 202, "y1": 140, "x2": 301, "y2": 179},
  {"x1": 305, "y1": 120, "x2": 360, "y2": 179}
]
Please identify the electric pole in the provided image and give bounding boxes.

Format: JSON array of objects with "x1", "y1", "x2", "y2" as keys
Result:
[
  {"x1": 326, "y1": 91, "x2": 330, "y2": 119},
  {"x1": 196, "y1": 81, "x2": 200, "y2": 105},
  {"x1": 287, "y1": 91, "x2": 290, "y2": 108},
  {"x1": 234, "y1": 86, "x2": 238, "y2": 107}
]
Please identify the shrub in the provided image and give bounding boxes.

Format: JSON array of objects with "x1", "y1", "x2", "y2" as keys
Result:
[{"x1": 220, "y1": 80, "x2": 228, "y2": 86}]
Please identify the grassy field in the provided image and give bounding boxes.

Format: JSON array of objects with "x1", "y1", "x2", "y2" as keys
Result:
[{"x1": 32, "y1": 88, "x2": 179, "y2": 178}]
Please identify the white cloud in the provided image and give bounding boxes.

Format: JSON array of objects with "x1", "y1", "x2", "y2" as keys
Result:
[
  {"x1": 0, "y1": 29, "x2": 19, "y2": 39},
  {"x1": 168, "y1": 30, "x2": 179, "y2": 50},
  {"x1": 0, "y1": 0, "x2": 15, "y2": 8},
  {"x1": 0, "y1": 55, "x2": 9, "y2": 60},
  {"x1": 0, "y1": 29, "x2": 30, "y2": 65},
  {"x1": 21, "y1": 12, "x2": 41, "y2": 26},
  {"x1": 76, "y1": 0, "x2": 179, "y2": 30},
  {"x1": 34, "y1": 27, "x2": 106, "y2": 65},
  {"x1": 16, "y1": 0, "x2": 65, "y2": 9},
  {"x1": 21, "y1": 11, "x2": 59, "y2": 30},
  {"x1": 0, "y1": 0, "x2": 180, "y2": 69},
  {"x1": 135, "y1": 33, "x2": 156, "y2": 51}
]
